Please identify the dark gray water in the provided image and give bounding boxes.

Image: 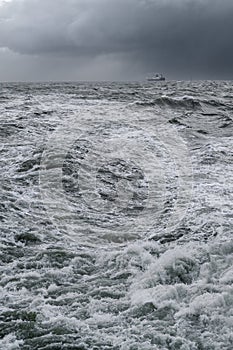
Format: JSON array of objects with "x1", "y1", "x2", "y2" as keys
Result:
[{"x1": 0, "y1": 81, "x2": 233, "y2": 349}]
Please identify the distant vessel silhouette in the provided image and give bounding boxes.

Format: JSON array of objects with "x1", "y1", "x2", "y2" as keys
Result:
[{"x1": 147, "y1": 73, "x2": 165, "y2": 81}]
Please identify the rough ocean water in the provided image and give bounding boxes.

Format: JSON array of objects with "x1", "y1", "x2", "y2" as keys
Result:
[{"x1": 0, "y1": 81, "x2": 233, "y2": 350}]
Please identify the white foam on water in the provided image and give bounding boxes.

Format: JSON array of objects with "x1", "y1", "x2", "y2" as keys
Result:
[{"x1": 0, "y1": 81, "x2": 232, "y2": 349}]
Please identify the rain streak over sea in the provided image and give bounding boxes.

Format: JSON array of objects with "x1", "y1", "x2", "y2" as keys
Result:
[{"x1": 0, "y1": 81, "x2": 233, "y2": 350}]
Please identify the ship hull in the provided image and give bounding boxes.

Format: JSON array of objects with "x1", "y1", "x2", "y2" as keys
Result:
[{"x1": 147, "y1": 77, "x2": 165, "y2": 81}]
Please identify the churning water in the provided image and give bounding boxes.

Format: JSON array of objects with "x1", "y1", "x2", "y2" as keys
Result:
[{"x1": 0, "y1": 81, "x2": 233, "y2": 349}]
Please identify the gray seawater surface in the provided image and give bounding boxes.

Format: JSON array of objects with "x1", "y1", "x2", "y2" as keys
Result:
[{"x1": 0, "y1": 81, "x2": 233, "y2": 349}]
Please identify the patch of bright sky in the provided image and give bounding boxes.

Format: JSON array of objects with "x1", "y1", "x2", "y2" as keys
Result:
[{"x1": 0, "y1": 0, "x2": 13, "y2": 5}]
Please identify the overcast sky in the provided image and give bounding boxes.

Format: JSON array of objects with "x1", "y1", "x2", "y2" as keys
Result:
[{"x1": 0, "y1": 0, "x2": 233, "y2": 81}]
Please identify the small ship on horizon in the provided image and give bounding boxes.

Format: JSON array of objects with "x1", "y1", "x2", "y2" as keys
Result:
[{"x1": 147, "y1": 73, "x2": 165, "y2": 81}]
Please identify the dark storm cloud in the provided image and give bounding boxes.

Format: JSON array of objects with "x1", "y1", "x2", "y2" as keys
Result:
[{"x1": 0, "y1": 0, "x2": 233, "y2": 79}]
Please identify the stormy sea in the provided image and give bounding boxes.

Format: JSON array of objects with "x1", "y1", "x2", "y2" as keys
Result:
[{"x1": 0, "y1": 81, "x2": 233, "y2": 350}]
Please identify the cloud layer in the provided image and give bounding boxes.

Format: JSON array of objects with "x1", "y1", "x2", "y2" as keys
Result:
[{"x1": 0, "y1": 0, "x2": 233, "y2": 80}]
